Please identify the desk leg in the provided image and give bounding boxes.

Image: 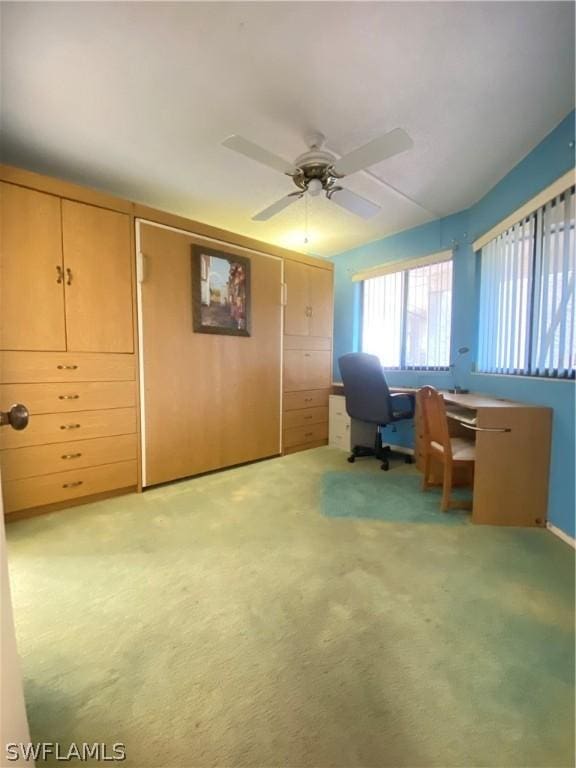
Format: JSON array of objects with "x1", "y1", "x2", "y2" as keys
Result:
[{"x1": 472, "y1": 408, "x2": 551, "y2": 527}]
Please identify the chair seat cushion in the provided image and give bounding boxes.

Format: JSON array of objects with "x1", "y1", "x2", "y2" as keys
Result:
[{"x1": 431, "y1": 437, "x2": 476, "y2": 461}]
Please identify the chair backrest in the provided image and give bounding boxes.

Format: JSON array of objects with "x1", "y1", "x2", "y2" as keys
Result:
[
  {"x1": 416, "y1": 386, "x2": 452, "y2": 457},
  {"x1": 338, "y1": 353, "x2": 393, "y2": 425}
]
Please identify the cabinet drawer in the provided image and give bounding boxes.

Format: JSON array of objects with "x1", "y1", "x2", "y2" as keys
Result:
[
  {"x1": 329, "y1": 395, "x2": 350, "y2": 422},
  {"x1": 0, "y1": 351, "x2": 135, "y2": 383},
  {"x1": 283, "y1": 407, "x2": 328, "y2": 430},
  {"x1": 0, "y1": 434, "x2": 137, "y2": 481},
  {"x1": 0, "y1": 381, "x2": 136, "y2": 415},
  {"x1": 3, "y1": 460, "x2": 137, "y2": 514},
  {"x1": 330, "y1": 431, "x2": 351, "y2": 451},
  {"x1": 283, "y1": 350, "x2": 331, "y2": 392},
  {"x1": 283, "y1": 422, "x2": 328, "y2": 449},
  {"x1": 283, "y1": 336, "x2": 331, "y2": 351},
  {"x1": 283, "y1": 389, "x2": 329, "y2": 411},
  {"x1": 0, "y1": 408, "x2": 136, "y2": 449}
]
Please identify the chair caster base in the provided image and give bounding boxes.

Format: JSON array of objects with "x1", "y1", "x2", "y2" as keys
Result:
[
  {"x1": 380, "y1": 460, "x2": 390, "y2": 471},
  {"x1": 404, "y1": 455, "x2": 413, "y2": 464},
  {"x1": 347, "y1": 455, "x2": 356, "y2": 463}
]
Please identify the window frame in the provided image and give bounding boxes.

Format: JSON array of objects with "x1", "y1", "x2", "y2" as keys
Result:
[{"x1": 361, "y1": 257, "x2": 454, "y2": 372}]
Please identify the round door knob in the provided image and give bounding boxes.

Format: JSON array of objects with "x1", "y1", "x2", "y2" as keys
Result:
[{"x1": 6, "y1": 403, "x2": 29, "y2": 430}]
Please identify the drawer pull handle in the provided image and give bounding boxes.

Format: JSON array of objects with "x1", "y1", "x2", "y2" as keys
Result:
[
  {"x1": 61, "y1": 452, "x2": 82, "y2": 460},
  {"x1": 305, "y1": 432, "x2": 313, "y2": 437},
  {"x1": 56, "y1": 265, "x2": 64, "y2": 284},
  {"x1": 58, "y1": 394, "x2": 79, "y2": 400},
  {"x1": 304, "y1": 398, "x2": 313, "y2": 402},
  {"x1": 57, "y1": 364, "x2": 78, "y2": 370},
  {"x1": 304, "y1": 415, "x2": 313, "y2": 420},
  {"x1": 66, "y1": 267, "x2": 73, "y2": 286},
  {"x1": 62, "y1": 481, "x2": 83, "y2": 489},
  {"x1": 60, "y1": 424, "x2": 80, "y2": 430},
  {"x1": 304, "y1": 353, "x2": 311, "y2": 357}
]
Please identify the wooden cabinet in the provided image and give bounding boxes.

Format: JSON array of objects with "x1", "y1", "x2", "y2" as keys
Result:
[
  {"x1": 282, "y1": 258, "x2": 333, "y2": 454},
  {"x1": 0, "y1": 188, "x2": 133, "y2": 355},
  {"x1": 0, "y1": 179, "x2": 138, "y2": 518},
  {"x1": 0, "y1": 183, "x2": 66, "y2": 351},
  {"x1": 282, "y1": 389, "x2": 330, "y2": 453},
  {"x1": 62, "y1": 201, "x2": 133, "y2": 353},
  {"x1": 284, "y1": 260, "x2": 333, "y2": 339}
]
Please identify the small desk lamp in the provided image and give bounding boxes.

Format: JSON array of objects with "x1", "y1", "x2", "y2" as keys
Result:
[{"x1": 448, "y1": 346, "x2": 470, "y2": 394}]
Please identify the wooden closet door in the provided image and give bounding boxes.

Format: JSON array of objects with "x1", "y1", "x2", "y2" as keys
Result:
[
  {"x1": 308, "y1": 266, "x2": 333, "y2": 338},
  {"x1": 284, "y1": 259, "x2": 310, "y2": 336},
  {"x1": 0, "y1": 183, "x2": 66, "y2": 351},
  {"x1": 62, "y1": 201, "x2": 134, "y2": 353}
]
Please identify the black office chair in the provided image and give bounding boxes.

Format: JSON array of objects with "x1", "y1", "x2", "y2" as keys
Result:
[{"x1": 338, "y1": 353, "x2": 415, "y2": 471}]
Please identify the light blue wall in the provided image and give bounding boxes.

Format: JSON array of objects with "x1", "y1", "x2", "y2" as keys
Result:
[{"x1": 330, "y1": 111, "x2": 576, "y2": 537}]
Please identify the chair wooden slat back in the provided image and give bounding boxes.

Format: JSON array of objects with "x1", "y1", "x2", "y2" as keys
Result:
[{"x1": 417, "y1": 385, "x2": 452, "y2": 458}]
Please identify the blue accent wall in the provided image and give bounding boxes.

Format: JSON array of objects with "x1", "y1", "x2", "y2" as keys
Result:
[{"x1": 330, "y1": 111, "x2": 576, "y2": 537}]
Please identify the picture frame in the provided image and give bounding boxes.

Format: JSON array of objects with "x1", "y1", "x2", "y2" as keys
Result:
[{"x1": 191, "y1": 246, "x2": 251, "y2": 336}]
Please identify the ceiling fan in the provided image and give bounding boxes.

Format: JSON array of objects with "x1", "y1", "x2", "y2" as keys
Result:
[{"x1": 222, "y1": 128, "x2": 413, "y2": 221}]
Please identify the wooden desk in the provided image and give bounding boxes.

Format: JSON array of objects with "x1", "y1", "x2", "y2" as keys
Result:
[
  {"x1": 332, "y1": 383, "x2": 552, "y2": 528},
  {"x1": 438, "y1": 392, "x2": 552, "y2": 527}
]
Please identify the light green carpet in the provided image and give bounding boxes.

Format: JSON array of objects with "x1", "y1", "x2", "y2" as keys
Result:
[{"x1": 6, "y1": 447, "x2": 575, "y2": 768}]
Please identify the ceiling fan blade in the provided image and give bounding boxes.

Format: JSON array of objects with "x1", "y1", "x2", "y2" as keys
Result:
[
  {"x1": 328, "y1": 187, "x2": 381, "y2": 219},
  {"x1": 252, "y1": 192, "x2": 302, "y2": 221},
  {"x1": 223, "y1": 135, "x2": 295, "y2": 175},
  {"x1": 333, "y1": 128, "x2": 413, "y2": 177}
]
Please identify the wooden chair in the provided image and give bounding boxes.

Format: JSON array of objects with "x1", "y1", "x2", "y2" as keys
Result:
[{"x1": 416, "y1": 386, "x2": 476, "y2": 512}]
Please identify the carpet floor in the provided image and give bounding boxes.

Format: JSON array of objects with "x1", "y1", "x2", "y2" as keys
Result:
[{"x1": 6, "y1": 447, "x2": 575, "y2": 768}]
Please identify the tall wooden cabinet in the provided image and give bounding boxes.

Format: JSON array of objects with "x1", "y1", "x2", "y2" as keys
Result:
[
  {"x1": 0, "y1": 180, "x2": 138, "y2": 517},
  {"x1": 282, "y1": 260, "x2": 333, "y2": 454}
]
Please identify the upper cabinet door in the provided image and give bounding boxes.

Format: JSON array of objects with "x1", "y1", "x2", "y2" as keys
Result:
[
  {"x1": 308, "y1": 267, "x2": 333, "y2": 338},
  {"x1": 0, "y1": 183, "x2": 66, "y2": 351},
  {"x1": 284, "y1": 260, "x2": 310, "y2": 336},
  {"x1": 62, "y1": 201, "x2": 134, "y2": 353}
]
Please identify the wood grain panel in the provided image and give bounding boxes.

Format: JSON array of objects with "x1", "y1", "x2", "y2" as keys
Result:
[
  {"x1": 62, "y1": 201, "x2": 134, "y2": 353},
  {"x1": 282, "y1": 422, "x2": 328, "y2": 449},
  {"x1": 0, "y1": 408, "x2": 136, "y2": 449},
  {"x1": 308, "y1": 266, "x2": 334, "y2": 338},
  {"x1": 283, "y1": 336, "x2": 331, "y2": 351},
  {"x1": 0, "y1": 183, "x2": 66, "y2": 351},
  {"x1": 0, "y1": 352, "x2": 135, "y2": 383},
  {"x1": 140, "y1": 224, "x2": 282, "y2": 486},
  {"x1": 472, "y1": 407, "x2": 552, "y2": 527},
  {"x1": 283, "y1": 259, "x2": 309, "y2": 336},
  {"x1": 3, "y1": 460, "x2": 137, "y2": 513},
  {"x1": 0, "y1": 381, "x2": 135, "y2": 415},
  {"x1": 1, "y1": 434, "x2": 137, "y2": 481},
  {"x1": 283, "y1": 407, "x2": 328, "y2": 430},
  {"x1": 283, "y1": 350, "x2": 332, "y2": 392},
  {"x1": 283, "y1": 439, "x2": 328, "y2": 455},
  {"x1": 283, "y1": 389, "x2": 330, "y2": 411}
]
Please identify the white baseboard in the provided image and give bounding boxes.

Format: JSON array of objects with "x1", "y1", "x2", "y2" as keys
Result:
[{"x1": 546, "y1": 522, "x2": 576, "y2": 549}]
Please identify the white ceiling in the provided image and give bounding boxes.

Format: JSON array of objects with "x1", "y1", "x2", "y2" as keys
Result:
[{"x1": 1, "y1": 2, "x2": 574, "y2": 257}]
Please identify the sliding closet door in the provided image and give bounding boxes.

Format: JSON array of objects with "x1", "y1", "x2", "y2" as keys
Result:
[{"x1": 139, "y1": 223, "x2": 282, "y2": 486}]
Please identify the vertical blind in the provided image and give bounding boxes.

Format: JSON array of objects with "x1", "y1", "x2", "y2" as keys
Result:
[
  {"x1": 478, "y1": 186, "x2": 575, "y2": 378},
  {"x1": 405, "y1": 260, "x2": 453, "y2": 368},
  {"x1": 362, "y1": 259, "x2": 453, "y2": 369},
  {"x1": 362, "y1": 271, "x2": 404, "y2": 367}
]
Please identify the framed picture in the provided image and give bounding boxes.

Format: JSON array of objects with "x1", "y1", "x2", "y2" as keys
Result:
[{"x1": 192, "y1": 246, "x2": 251, "y2": 336}]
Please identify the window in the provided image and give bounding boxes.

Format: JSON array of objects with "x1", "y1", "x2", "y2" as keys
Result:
[
  {"x1": 478, "y1": 186, "x2": 575, "y2": 378},
  {"x1": 362, "y1": 259, "x2": 453, "y2": 369}
]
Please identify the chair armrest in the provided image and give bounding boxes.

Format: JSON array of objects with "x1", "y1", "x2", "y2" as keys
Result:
[{"x1": 390, "y1": 392, "x2": 415, "y2": 420}]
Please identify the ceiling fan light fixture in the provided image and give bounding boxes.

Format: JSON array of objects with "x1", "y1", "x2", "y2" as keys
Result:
[{"x1": 307, "y1": 178, "x2": 323, "y2": 196}]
